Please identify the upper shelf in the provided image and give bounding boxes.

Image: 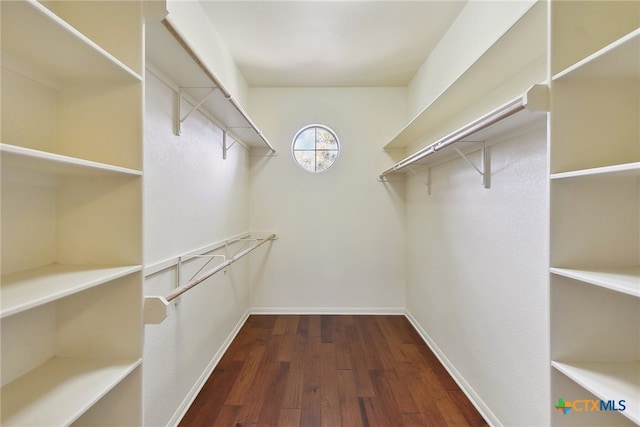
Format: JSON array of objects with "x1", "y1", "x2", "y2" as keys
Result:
[
  {"x1": 553, "y1": 28, "x2": 640, "y2": 81},
  {"x1": 0, "y1": 0, "x2": 141, "y2": 84},
  {"x1": 384, "y1": 1, "x2": 546, "y2": 151},
  {"x1": 145, "y1": 19, "x2": 275, "y2": 153},
  {"x1": 379, "y1": 84, "x2": 548, "y2": 180}
]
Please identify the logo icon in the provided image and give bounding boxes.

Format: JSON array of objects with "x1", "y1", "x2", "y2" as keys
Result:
[
  {"x1": 554, "y1": 397, "x2": 626, "y2": 415},
  {"x1": 555, "y1": 398, "x2": 572, "y2": 415}
]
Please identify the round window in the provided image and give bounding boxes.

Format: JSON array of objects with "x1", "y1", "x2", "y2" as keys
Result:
[{"x1": 291, "y1": 124, "x2": 340, "y2": 173}]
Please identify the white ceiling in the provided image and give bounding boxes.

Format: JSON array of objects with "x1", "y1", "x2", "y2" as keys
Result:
[{"x1": 199, "y1": 1, "x2": 467, "y2": 87}]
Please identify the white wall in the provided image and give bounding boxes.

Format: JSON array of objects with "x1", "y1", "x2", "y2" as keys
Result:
[
  {"x1": 142, "y1": 70, "x2": 252, "y2": 427},
  {"x1": 248, "y1": 87, "x2": 407, "y2": 313},
  {"x1": 405, "y1": 128, "x2": 549, "y2": 426}
]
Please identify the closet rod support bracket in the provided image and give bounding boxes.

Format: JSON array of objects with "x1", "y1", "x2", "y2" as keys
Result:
[
  {"x1": 223, "y1": 129, "x2": 241, "y2": 160},
  {"x1": 176, "y1": 87, "x2": 218, "y2": 136},
  {"x1": 454, "y1": 145, "x2": 490, "y2": 189}
]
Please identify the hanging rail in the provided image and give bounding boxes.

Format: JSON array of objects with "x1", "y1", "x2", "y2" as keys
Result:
[
  {"x1": 378, "y1": 84, "x2": 548, "y2": 182},
  {"x1": 144, "y1": 233, "x2": 276, "y2": 324},
  {"x1": 161, "y1": 19, "x2": 276, "y2": 155}
]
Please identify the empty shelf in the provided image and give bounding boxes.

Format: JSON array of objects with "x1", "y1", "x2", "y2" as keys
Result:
[
  {"x1": 1, "y1": 144, "x2": 143, "y2": 177},
  {"x1": 551, "y1": 266, "x2": 640, "y2": 298},
  {"x1": 1, "y1": 264, "x2": 142, "y2": 318},
  {"x1": 552, "y1": 361, "x2": 640, "y2": 425},
  {"x1": 1, "y1": 357, "x2": 141, "y2": 426}
]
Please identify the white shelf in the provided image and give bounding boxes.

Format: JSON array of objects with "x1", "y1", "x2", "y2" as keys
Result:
[
  {"x1": 551, "y1": 266, "x2": 640, "y2": 298},
  {"x1": 551, "y1": 162, "x2": 640, "y2": 180},
  {"x1": 383, "y1": 2, "x2": 546, "y2": 150},
  {"x1": 1, "y1": 264, "x2": 142, "y2": 318},
  {"x1": 553, "y1": 28, "x2": 640, "y2": 81},
  {"x1": 1, "y1": 0, "x2": 141, "y2": 83},
  {"x1": 0, "y1": 144, "x2": 143, "y2": 177},
  {"x1": 145, "y1": 19, "x2": 274, "y2": 152},
  {"x1": 1, "y1": 357, "x2": 141, "y2": 426},
  {"x1": 552, "y1": 361, "x2": 640, "y2": 425}
]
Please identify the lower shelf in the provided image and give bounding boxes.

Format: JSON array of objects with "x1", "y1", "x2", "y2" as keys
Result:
[
  {"x1": 1, "y1": 357, "x2": 141, "y2": 426},
  {"x1": 552, "y1": 360, "x2": 640, "y2": 425}
]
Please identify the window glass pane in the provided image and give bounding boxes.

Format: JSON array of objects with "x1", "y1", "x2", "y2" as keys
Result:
[
  {"x1": 294, "y1": 128, "x2": 316, "y2": 150},
  {"x1": 316, "y1": 128, "x2": 338, "y2": 150},
  {"x1": 294, "y1": 150, "x2": 315, "y2": 172},
  {"x1": 315, "y1": 150, "x2": 338, "y2": 172}
]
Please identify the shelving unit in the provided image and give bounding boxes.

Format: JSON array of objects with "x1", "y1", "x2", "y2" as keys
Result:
[
  {"x1": 1, "y1": 0, "x2": 144, "y2": 425},
  {"x1": 549, "y1": 2, "x2": 639, "y2": 425},
  {"x1": 145, "y1": 18, "x2": 275, "y2": 155}
]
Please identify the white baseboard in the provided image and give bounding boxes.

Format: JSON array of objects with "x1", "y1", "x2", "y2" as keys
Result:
[
  {"x1": 403, "y1": 309, "x2": 500, "y2": 427},
  {"x1": 250, "y1": 306, "x2": 405, "y2": 315},
  {"x1": 168, "y1": 308, "x2": 251, "y2": 427}
]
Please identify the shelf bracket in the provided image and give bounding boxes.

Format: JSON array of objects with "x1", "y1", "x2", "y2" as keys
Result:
[
  {"x1": 174, "y1": 254, "x2": 226, "y2": 304},
  {"x1": 177, "y1": 87, "x2": 218, "y2": 136},
  {"x1": 222, "y1": 130, "x2": 240, "y2": 160},
  {"x1": 407, "y1": 165, "x2": 431, "y2": 195},
  {"x1": 454, "y1": 145, "x2": 490, "y2": 189},
  {"x1": 223, "y1": 127, "x2": 254, "y2": 159}
]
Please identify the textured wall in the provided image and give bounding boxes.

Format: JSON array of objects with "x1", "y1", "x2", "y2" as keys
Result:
[
  {"x1": 405, "y1": 128, "x2": 550, "y2": 426},
  {"x1": 143, "y1": 71, "x2": 251, "y2": 426},
  {"x1": 248, "y1": 87, "x2": 407, "y2": 313}
]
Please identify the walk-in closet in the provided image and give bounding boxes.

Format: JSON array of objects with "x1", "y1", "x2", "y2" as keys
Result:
[{"x1": 1, "y1": 1, "x2": 638, "y2": 426}]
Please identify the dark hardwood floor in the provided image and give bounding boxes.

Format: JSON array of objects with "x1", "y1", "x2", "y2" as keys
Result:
[{"x1": 179, "y1": 315, "x2": 488, "y2": 426}]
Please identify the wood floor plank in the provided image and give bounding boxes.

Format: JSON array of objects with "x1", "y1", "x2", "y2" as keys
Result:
[
  {"x1": 369, "y1": 369, "x2": 406, "y2": 424},
  {"x1": 180, "y1": 314, "x2": 488, "y2": 427},
  {"x1": 234, "y1": 336, "x2": 285, "y2": 424},
  {"x1": 256, "y1": 361, "x2": 290, "y2": 426},
  {"x1": 300, "y1": 336, "x2": 322, "y2": 426},
  {"x1": 276, "y1": 408, "x2": 301, "y2": 427},
  {"x1": 224, "y1": 343, "x2": 266, "y2": 405},
  {"x1": 345, "y1": 323, "x2": 376, "y2": 397},
  {"x1": 281, "y1": 334, "x2": 306, "y2": 409},
  {"x1": 382, "y1": 366, "x2": 421, "y2": 414},
  {"x1": 336, "y1": 369, "x2": 365, "y2": 427},
  {"x1": 275, "y1": 332, "x2": 296, "y2": 362},
  {"x1": 334, "y1": 317, "x2": 353, "y2": 370},
  {"x1": 308, "y1": 314, "x2": 322, "y2": 337},
  {"x1": 320, "y1": 343, "x2": 341, "y2": 427},
  {"x1": 211, "y1": 404, "x2": 240, "y2": 426}
]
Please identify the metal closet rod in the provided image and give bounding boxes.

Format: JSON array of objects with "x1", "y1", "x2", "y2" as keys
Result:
[
  {"x1": 164, "y1": 234, "x2": 277, "y2": 302},
  {"x1": 379, "y1": 98, "x2": 526, "y2": 180},
  {"x1": 162, "y1": 19, "x2": 276, "y2": 154}
]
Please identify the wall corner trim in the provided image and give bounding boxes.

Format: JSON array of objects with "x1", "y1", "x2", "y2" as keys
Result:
[{"x1": 403, "y1": 309, "x2": 501, "y2": 427}]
